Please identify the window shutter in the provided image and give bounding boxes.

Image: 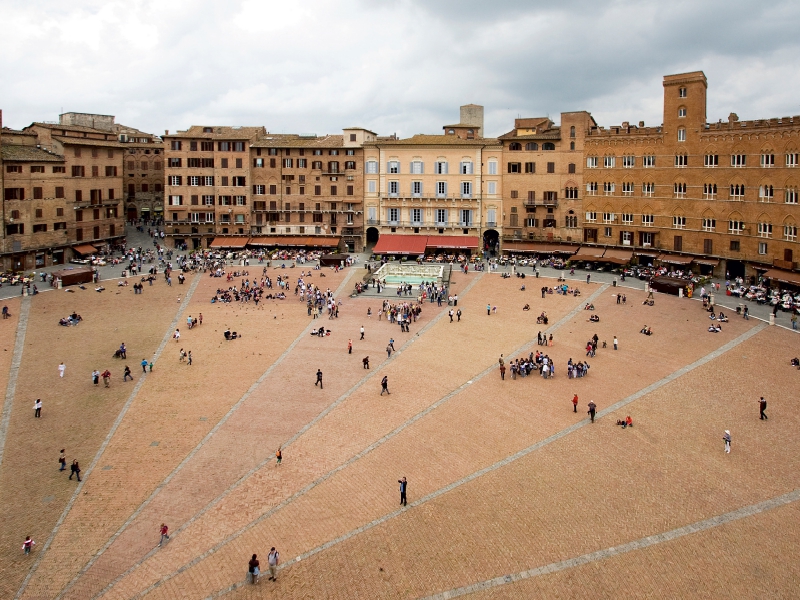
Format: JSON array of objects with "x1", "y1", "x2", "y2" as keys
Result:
[
  {"x1": 443, "y1": 182, "x2": 448, "y2": 197},
  {"x1": 444, "y1": 209, "x2": 449, "y2": 223},
  {"x1": 419, "y1": 161, "x2": 424, "y2": 174},
  {"x1": 419, "y1": 181, "x2": 423, "y2": 196}
]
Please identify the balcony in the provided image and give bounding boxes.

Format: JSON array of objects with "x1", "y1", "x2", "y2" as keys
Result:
[{"x1": 523, "y1": 198, "x2": 558, "y2": 208}]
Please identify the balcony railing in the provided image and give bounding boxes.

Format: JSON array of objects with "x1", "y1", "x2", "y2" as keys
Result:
[
  {"x1": 368, "y1": 220, "x2": 475, "y2": 229},
  {"x1": 523, "y1": 198, "x2": 558, "y2": 208}
]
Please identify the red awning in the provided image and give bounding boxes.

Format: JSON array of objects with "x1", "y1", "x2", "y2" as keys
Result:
[
  {"x1": 763, "y1": 269, "x2": 800, "y2": 286},
  {"x1": 503, "y1": 242, "x2": 579, "y2": 254},
  {"x1": 209, "y1": 237, "x2": 249, "y2": 248},
  {"x1": 248, "y1": 236, "x2": 340, "y2": 247},
  {"x1": 571, "y1": 247, "x2": 605, "y2": 262},
  {"x1": 372, "y1": 235, "x2": 429, "y2": 255},
  {"x1": 693, "y1": 258, "x2": 720, "y2": 267},
  {"x1": 602, "y1": 249, "x2": 634, "y2": 265},
  {"x1": 425, "y1": 235, "x2": 479, "y2": 249},
  {"x1": 657, "y1": 253, "x2": 694, "y2": 265},
  {"x1": 72, "y1": 244, "x2": 99, "y2": 255}
]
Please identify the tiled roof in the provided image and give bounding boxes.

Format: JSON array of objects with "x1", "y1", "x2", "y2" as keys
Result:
[
  {"x1": 377, "y1": 134, "x2": 498, "y2": 146},
  {"x1": 497, "y1": 130, "x2": 562, "y2": 141},
  {"x1": 1, "y1": 144, "x2": 64, "y2": 162},
  {"x1": 52, "y1": 136, "x2": 125, "y2": 148},
  {"x1": 169, "y1": 126, "x2": 266, "y2": 139},
  {"x1": 252, "y1": 134, "x2": 345, "y2": 148},
  {"x1": 1, "y1": 127, "x2": 37, "y2": 136},
  {"x1": 442, "y1": 123, "x2": 481, "y2": 128}
]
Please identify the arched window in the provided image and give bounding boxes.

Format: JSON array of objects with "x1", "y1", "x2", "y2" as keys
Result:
[
  {"x1": 542, "y1": 142, "x2": 555, "y2": 151},
  {"x1": 509, "y1": 142, "x2": 521, "y2": 151},
  {"x1": 525, "y1": 142, "x2": 538, "y2": 151},
  {"x1": 570, "y1": 126, "x2": 576, "y2": 138}
]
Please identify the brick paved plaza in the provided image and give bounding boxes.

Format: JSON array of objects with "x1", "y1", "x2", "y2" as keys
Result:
[{"x1": 0, "y1": 261, "x2": 798, "y2": 599}]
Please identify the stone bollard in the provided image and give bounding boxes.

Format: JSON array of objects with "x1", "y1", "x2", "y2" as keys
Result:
[
  {"x1": 678, "y1": 287, "x2": 683, "y2": 298},
  {"x1": 769, "y1": 313, "x2": 775, "y2": 326},
  {"x1": 57, "y1": 279, "x2": 62, "y2": 289}
]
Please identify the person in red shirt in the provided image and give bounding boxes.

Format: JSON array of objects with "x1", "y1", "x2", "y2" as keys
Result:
[
  {"x1": 159, "y1": 523, "x2": 170, "y2": 546},
  {"x1": 22, "y1": 536, "x2": 35, "y2": 555},
  {"x1": 572, "y1": 394, "x2": 579, "y2": 413}
]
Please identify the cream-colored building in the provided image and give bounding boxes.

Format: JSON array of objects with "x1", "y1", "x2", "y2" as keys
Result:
[{"x1": 363, "y1": 105, "x2": 502, "y2": 254}]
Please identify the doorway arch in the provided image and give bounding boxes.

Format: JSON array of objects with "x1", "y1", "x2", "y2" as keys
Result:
[
  {"x1": 366, "y1": 227, "x2": 380, "y2": 245},
  {"x1": 483, "y1": 229, "x2": 499, "y2": 256}
]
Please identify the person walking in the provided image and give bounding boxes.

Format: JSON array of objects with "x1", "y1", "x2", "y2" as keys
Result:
[
  {"x1": 792, "y1": 313, "x2": 798, "y2": 330},
  {"x1": 487, "y1": 303, "x2": 491, "y2": 316},
  {"x1": 348, "y1": 339, "x2": 352, "y2": 354},
  {"x1": 587, "y1": 401, "x2": 597, "y2": 423},
  {"x1": 173, "y1": 328, "x2": 180, "y2": 342},
  {"x1": 248, "y1": 554, "x2": 260, "y2": 584},
  {"x1": 360, "y1": 325, "x2": 365, "y2": 340},
  {"x1": 449, "y1": 309, "x2": 454, "y2": 322},
  {"x1": 389, "y1": 338, "x2": 395, "y2": 351},
  {"x1": 759, "y1": 397, "x2": 768, "y2": 420},
  {"x1": 499, "y1": 363, "x2": 506, "y2": 380},
  {"x1": 141, "y1": 358, "x2": 148, "y2": 374},
  {"x1": 102, "y1": 369, "x2": 111, "y2": 387},
  {"x1": 123, "y1": 365, "x2": 133, "y2": 381},
  {"x1": 315, "y1": 369, "x2": 323, "y2": 389},
  {"x1": 398, "y1": 476, "x2": 408, "y2": 506},
  {"x1": 267, "y1": 547, "x2": 279, "y2": 581},
  {"x1": 276, "y1": 447, "x2": 282, "y2": 465},
  {"x1": 58, "y1": 362, "x2": 66, "y2": 378},
  {"x1": 723, "y1": 430, "x2": 731, "y2": 453},
  {"x1": 69, "y1": 459, "x2": 82, "y2": 481},
  {"x1": 386, "y1": 344, "x2": 392, "y2": 359},
  {"x1": 456, "y1": 308, "x2": 462, "y2": 321},
  {"x1": 92, "y1": 369, "x2": 100, "y2": 385},
  {"x1": 187, "y1": 351, "x2": 193, "y2": 366},
  {"x1": 34, "y1": 398, "x2": 42, "y2": 418},
  {"x1": 743, "y1": 305, "x2": 749, "y2": 320},
  {"x1": 22, "y1": 536, "x2": 35, "y2": 555},
  {"x1": 572, "y1": 394, "x2": 579, "y2": 413},
  {"x1": 380, "y1": 375, "x2": 390, "y2": 395},
  {"x1": 613, "y1": 336, "x2": 618, "y2": 351},
  {"x1": 59, "y1": 449, "x2": 66, "y2": 471},
  {"x1": 159, "y1": 523, "x2": 170, "y2": 546},
  {"x1": 363, "y1": 356, "x2": 370, "y2": 369},
  {"x1": 586, "y1": 273, "x2": 591, "y2": 284}
]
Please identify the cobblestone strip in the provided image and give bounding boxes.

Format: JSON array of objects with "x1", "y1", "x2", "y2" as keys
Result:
[
  {"x1": 55, "y1": 268, "x2": 356, "y2": 600},
  {"x1": 93, "y1": 272, "x2": 485, "y2": 600},
  {"x1": 205, "y1": 320, "x2": 765, "y2": 599},
  {"x1": 136, "y1": 284, "x2": 607, "y2": 599},
  {"x1": 422, "y1": 487, "x2": 800, "y2": 599},
  {"x1": 0, "y1": 294, "x2": 31, "y2": 470},
  {"x1": 15, "y1": 274, "x2": 202, "y2": 600}
]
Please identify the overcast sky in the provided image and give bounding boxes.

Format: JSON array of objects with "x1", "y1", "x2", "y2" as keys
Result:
[{"x1": 3, "y1": 0, "x2": 800, "y2": 138}]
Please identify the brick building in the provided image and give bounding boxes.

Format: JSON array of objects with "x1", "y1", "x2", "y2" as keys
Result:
[
  {"x1": 162, "y1": 126, "x2": 266, "y2": 249},
  {"x1": 249, "y1": 129, "x2": 369, "y2": 253},
  {"x1": 121, "y1": 132, "x2": 164, "y2": 223},
  {"x1": 497, "y1": 112, "x2": 596, "y2": 255},
  {"x1": 363, "y1": 105, "x2": 502, "y2": 255},
  {"x1": 0, "y1": 111, "x2": 130, "y2": 270},
  {"x1": 581, "y1": 71, "x2": 800, "y2": 278}
]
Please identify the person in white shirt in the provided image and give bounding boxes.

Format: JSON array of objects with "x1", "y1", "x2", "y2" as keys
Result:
[{"x1": 267, "y1": 547, "x2": 279, "y2": 581}]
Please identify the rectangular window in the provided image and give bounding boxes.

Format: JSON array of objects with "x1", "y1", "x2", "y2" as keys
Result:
[
  {"x1": 510, "y1": 190, "x2": 518, "y2": 199},
  {"x1": 585, "y1": 211, "x2": 597, "y2": 223},
  {"x1": 602, "y1": 212, "x2": 615, "y2": 224},
  {"x1": 565, "y1": 187, "x2": 578, "y2": 199},
  {"x1": 586, "y1": 182, "x2": 598, "y2": 195},
  {"x1": 761, "y1": 153, "x2": 775, "y2": 168},
  {"x1": 284, "y1": 158, "x2": 293, "y2": 168},
  {"x1": 730, "y1": 184, "x2": 745, "y2": 200},
  {"x1": 622, "y1": 182, "x2": 634, "y2": 196},
  {"x1": 330, "y1": 186, "x2": 337, "y2": 195},
  {"x1": 33, "y1": 187, "x2": 43, "y2": 200},
  {"x1": 436, "y1": 181, "x2": 447, "y2": 197},
  {"x1": 461, "y1": 182, "x2": 472, "y2": 198},
  {"x1": 200, "y1": 141, "x2": 213, "y2": 151},
  {"x1": 411, "y1": 208, "x2": 422, "y2": 224},
  {"x1": 203, "y1": 176, "x2": 214, "y2": 186},
  {"x1": 603, "y1": 182, "x2": 615, "y2": 195},
  {"x1": 702, "y1": 218, "x2": 716, "y2": 232},
  {"x1": 388, "y1": 161, "x2": 400, "y2": 174},
  {"x1": 704, "y1": 239, "x2": 713, "y2": 254},
  {"x1": 673, "y1": 216, "x2": 686, "y2": 229},
  {"x1": 388, "y1": 208, "x2": 399, "y2": 223},
  {"x1": 221, "y1": 158, "x2": 229, "y2": 168},
  {"x1": 786, "y1": 153, "x2": 799, "y2": 167},
  {"x1": 642, "y1": 214, "x2": 654, "y2": 227},
  {"x1": 53, "y1": 166, "x2": 66, "y2": 173},
  {"x1": 298, "y1": 158, "x2": 307, "y2": 168},
  {"x1": 674, "y1": 182, "x2": 687, "y2": 198},
  {"x1": 221, "y1": 176, "x2": 229, "y2": 186},
  {"x1": 234, "y1": 142, "x2": 245, "y2": 152},
  {"x1": 169, "y1": 158, "x2": 181, "y2": 168},
  {"x1": 622, "y1": 155, "x2": 635, "y2": 168},
  {"x1": 728, "y1": 220, "x2": 745, "y2": 234},
  {"x1": 730, "y1": 240, "x2": 740, "y2": 251},
  {"x1": 170, "y1": 141, "x2": 181, "y2": 150},
  {"x1": 188, "y1": 158, "x2": 200, "y2": 168},
  {"x1": 105, "y1": 166, "x2": 118, "y2": 176},
  {"x1": 677, "y1": 128, "x2": 686, "y2": 142},
  {"x1": 410, "y1": 161, "x2": 424, "y2": 174},
  {"x1": 784, "y1": 224, "x2": 797, "y2": 241},
  {"x1": 168, "y1": 175, "x2": 182, "y2": 186},
  {"x1": 314, "y1": 185, "x2": 322, "y2": 196},
  {"x1": 436, "y1": 209, "x2": 447, "y2": 224},
  {"x1": 4, "y1": 188, "x2": 24, "y2": 200},
  {"x1": 758, "y1": 242, "x2": 768, "y2": 255},
  {"x1": 253, "y1": 158, "x2": 264, "y2": 167},
  {"x1": 524, "y1": 162, "x2": 535, "y2": 174},
  {"x1": 731, "y1": 154, "x2": 746, "y2": 167},
  {"x1": 254, "y1": 185, "x2": 265, "y2": 195},
  {"x1": 759, "y1": 185, "x2": 774, "y2": 202},
  {"x1": 487, "y1": 208, "x2": 496, "y2": 226},
  {"x1": 757, "y1": 222, "x2": 772, "y2": 238},
  {"x1": 189, "y1": 176, "x2": 200, "y2": 186},
  {"x1": 71, "y1": 165, "x2": 85, "y2": 177},
  {"x1": 704, "y1": 154, "x2": 719, "y2": 167},
  {"x1": 412, "y1": 181, "x2": 422, "y2": 197},
  {"x1": 547, "y1": 162, "x2": 555, "y2": 173},
  {"x1": 488, "y1": 161, "x2": 498, "y2": 175},
  {"x1": 435, "y1": 161, "x2": 448, "y2": 174},
  {"x1": 169, "y1": 195, "x2": 183, "y2": 206},
  {"x1": 388, "y1": 181, "x2": 399, "y2": 197},
  {"x1": 365, "y1": 160, "x2": 378, "y2": 174},
  {"x1": 346, "y1": 185, "x2": 354, "y2": 196},
  {"x1": 55, "y1": 186, "x2": 65, "y2": 198},
  {"x1": 508, "y1": 163, "x2": 521, "y2": 173},
  {"x1": 460, "y1": 161, "x2": 473, "y2": 175},
  {"x1": 673, "y1": 235, "x2": 683, "y2": 251},
  {"x1": 586, "y1": 156, "x2": 598, "y2": 168},
  {"x1": 621, "y1": 213, "x2": 633, "y2": 225},
  {"x1": 201, "y1": 158, "x2": 214, "y2": 168},
  {"x1": 786, "y1": 188, "x2": 798, "y2": 204},
  {"x1": 603, "y1": 156, "x2": 615, "y2": 168},
  {"x1": 703, "y1": 183, "x2": 717, "y2": 199},
  {"x1": 675, "y1": 154, "x2": 687, "y2": 167},
  {"x1": 91, "y1": 165, "x2": 99, "y2": 177},
  {"x1": 368, "y1": 180, "x2": 377, "y2": 193},
  {"x1": 236, "y1": 195, "x2": 246, "y2": 206},
  {"x1": 232, "y1": 176, "x2": 246, "y2": 187},
  {"x1": 487, "y1": 181, "x2": 496, "y2": 195},
  {"x1": 202, "y1": 195, "x2": 214, "y2": 206},
  {"x1": 643, "y1": 155, "x2": 655, "y2": 168}
]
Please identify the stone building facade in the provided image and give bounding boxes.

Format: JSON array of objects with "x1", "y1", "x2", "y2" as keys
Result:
[
  {"x1": 161, "y1": 126, "x2": 266, "y2": 249},
  {"x1": 0, "y1": 111, "x2": 128, "y2": 270},
  {"x1": 122, "y1": 137, "x2": 164, "y2": 223},
  {"x1": 581, "y1": 71, "x2": 800, "y2": 278},
  {"x1": 249, "y1": 129, "x2": 370, "y2": 253},
  {"x1": 363, "y1": 105, "x2": 503, "y2": 253},
  {"x1": 497, "y1": 112, "x2": 596, "y2": 253}
]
